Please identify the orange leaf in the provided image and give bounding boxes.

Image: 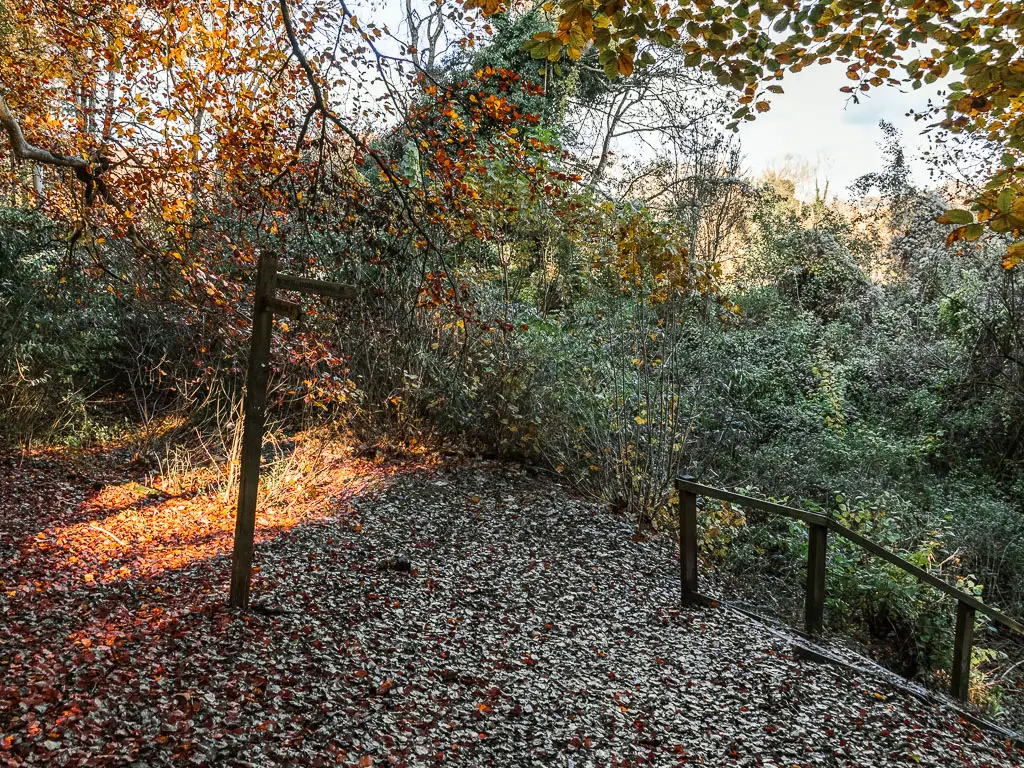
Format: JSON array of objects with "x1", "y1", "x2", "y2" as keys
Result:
[
  {"x1": 617, "y1": 52, "x2": 634, "y2": 77},
  {"x1": 1003, "y1": 242, "x2": 1024, "y2": 269}
]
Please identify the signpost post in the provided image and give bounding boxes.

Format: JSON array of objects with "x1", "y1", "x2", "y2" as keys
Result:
[{"x1": 228, "y1": 252, "x2": 355, "y2": 610}]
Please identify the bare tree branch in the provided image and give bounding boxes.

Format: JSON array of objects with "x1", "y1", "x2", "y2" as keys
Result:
[
  {"x1": 0, "y1": 92, "x2": 89, "y2": 171},
  {"x1": 278, "y1": 0, "x2": 459, "y2": 301}
]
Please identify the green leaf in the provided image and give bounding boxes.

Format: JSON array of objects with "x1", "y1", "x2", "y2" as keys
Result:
[
  {"x1": 997, "y1": 188, "x2": 1013, "y2": 214},
  {"x1": 990, "y1": 214, "x2": 1014, "y2": 233},
  {"x1": 527, "y1": 42, "x2": 548, "y2": 59},
  {"x1": 945, "y1": 209, "x2": 974, "y2": 225}
]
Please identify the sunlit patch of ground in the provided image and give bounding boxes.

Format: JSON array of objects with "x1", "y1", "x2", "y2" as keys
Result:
[
  {"x1": 0, "y1": 436, "x2": 427, "y2": 765},
  {"x1": 49, "y1": 465, "x2": 378, "y2": 582},
  {"x1": 3, "y1": 435, "x2": 416, "y2": 587}
]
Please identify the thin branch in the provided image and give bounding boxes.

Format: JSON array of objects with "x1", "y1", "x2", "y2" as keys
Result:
[{"x1": 88, "y1": 523, "x2": 128, "y2": 548}]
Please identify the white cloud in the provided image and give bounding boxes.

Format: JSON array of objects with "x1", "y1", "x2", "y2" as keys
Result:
[{"x1": 737, "y1": 62, "x2": 946, "y2": 199}]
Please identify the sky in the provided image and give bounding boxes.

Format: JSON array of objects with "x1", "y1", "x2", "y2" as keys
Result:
[
  {"x1": 355, "y1": 1, "x2": 951, "y2": 203},
  {"x1": 736, "y1": 62, "x2": 947, "y2": 200}
]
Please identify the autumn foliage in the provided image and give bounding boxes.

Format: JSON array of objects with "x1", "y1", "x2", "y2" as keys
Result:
[{"x1": 3, "y1": 0, "x2": 1024, "y2": 745}]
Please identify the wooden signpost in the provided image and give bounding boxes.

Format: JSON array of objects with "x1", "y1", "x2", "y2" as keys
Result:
[{"x1": 228, "y1": 252, "x2": 355, "y2": 610}]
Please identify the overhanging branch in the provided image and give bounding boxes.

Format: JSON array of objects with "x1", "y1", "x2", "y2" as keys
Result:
[
  {"x1": 0, "y1": 93, "x2": 89, "y2": 171},
  {"x1": 0, "y1": 91, "x2": 163, "y2": 259}
]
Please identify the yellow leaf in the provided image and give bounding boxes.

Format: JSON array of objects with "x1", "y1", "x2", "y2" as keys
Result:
[{"x1": 1003, "y1": 242, "x2": 1024, "y2": 269}]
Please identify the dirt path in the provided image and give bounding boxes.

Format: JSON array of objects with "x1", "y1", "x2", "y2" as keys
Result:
[{"x1": 1, "y1": 457, "x2": 1019, "y2": 766}]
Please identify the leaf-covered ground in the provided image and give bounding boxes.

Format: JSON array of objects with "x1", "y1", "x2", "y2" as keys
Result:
[{"x1": 1, "y1": 452, "x2": 1021, "y2": 766}]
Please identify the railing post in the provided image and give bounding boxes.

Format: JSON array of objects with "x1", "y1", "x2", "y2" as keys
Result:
[
  {"x1": 677, "y1": 476, "x2": 699, "y2": 605},
  {"x1": 951, "y1": 600, "x2": 975, "y2": 701},
  {"x1": 805, "y1": 522, "x2": 827, "y2": 636}
]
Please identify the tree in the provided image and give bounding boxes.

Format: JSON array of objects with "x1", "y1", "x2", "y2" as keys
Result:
[
  {"x1": 0, "y1": 0, "x2": 296, "y2": 245},
  {"x1": 470, "y1": 0, "x2": 1024, "y2": 268},
  {"x1": 565, "y1": 43, "x2": 731, "y2": 187}
]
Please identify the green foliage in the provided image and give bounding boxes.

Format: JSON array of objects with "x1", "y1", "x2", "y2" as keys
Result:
[
  {"x1": 742, "y1": 187, "x2": 869, "y2": 320},
  {"x1": 696, "y1": 498, "x2": 747, "y2": 563},
  {"x1": 824, "y1": 496, "x2": 960, "y2": 678},
  {"x1": 446, "y1": 9, "x2": 609, "y2": 129},
  {"x1": 0, "y1": 208, "x2": 213, "y2": 448},
  {"x1": 0, "y1": 208, "x2": 113, "y2": 444},
  {"x1": 0, "y1": 0, "x2": 10, "y2": 41}
]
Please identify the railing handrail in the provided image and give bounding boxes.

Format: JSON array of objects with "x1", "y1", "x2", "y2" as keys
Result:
[{"x1": 676, "y1": 478, "x2": 1024, "y2": 636}]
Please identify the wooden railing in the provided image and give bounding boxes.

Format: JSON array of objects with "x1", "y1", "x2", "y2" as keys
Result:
[{"x1": 676, "y1": 476, "x2": 1024, "y2": 701}]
